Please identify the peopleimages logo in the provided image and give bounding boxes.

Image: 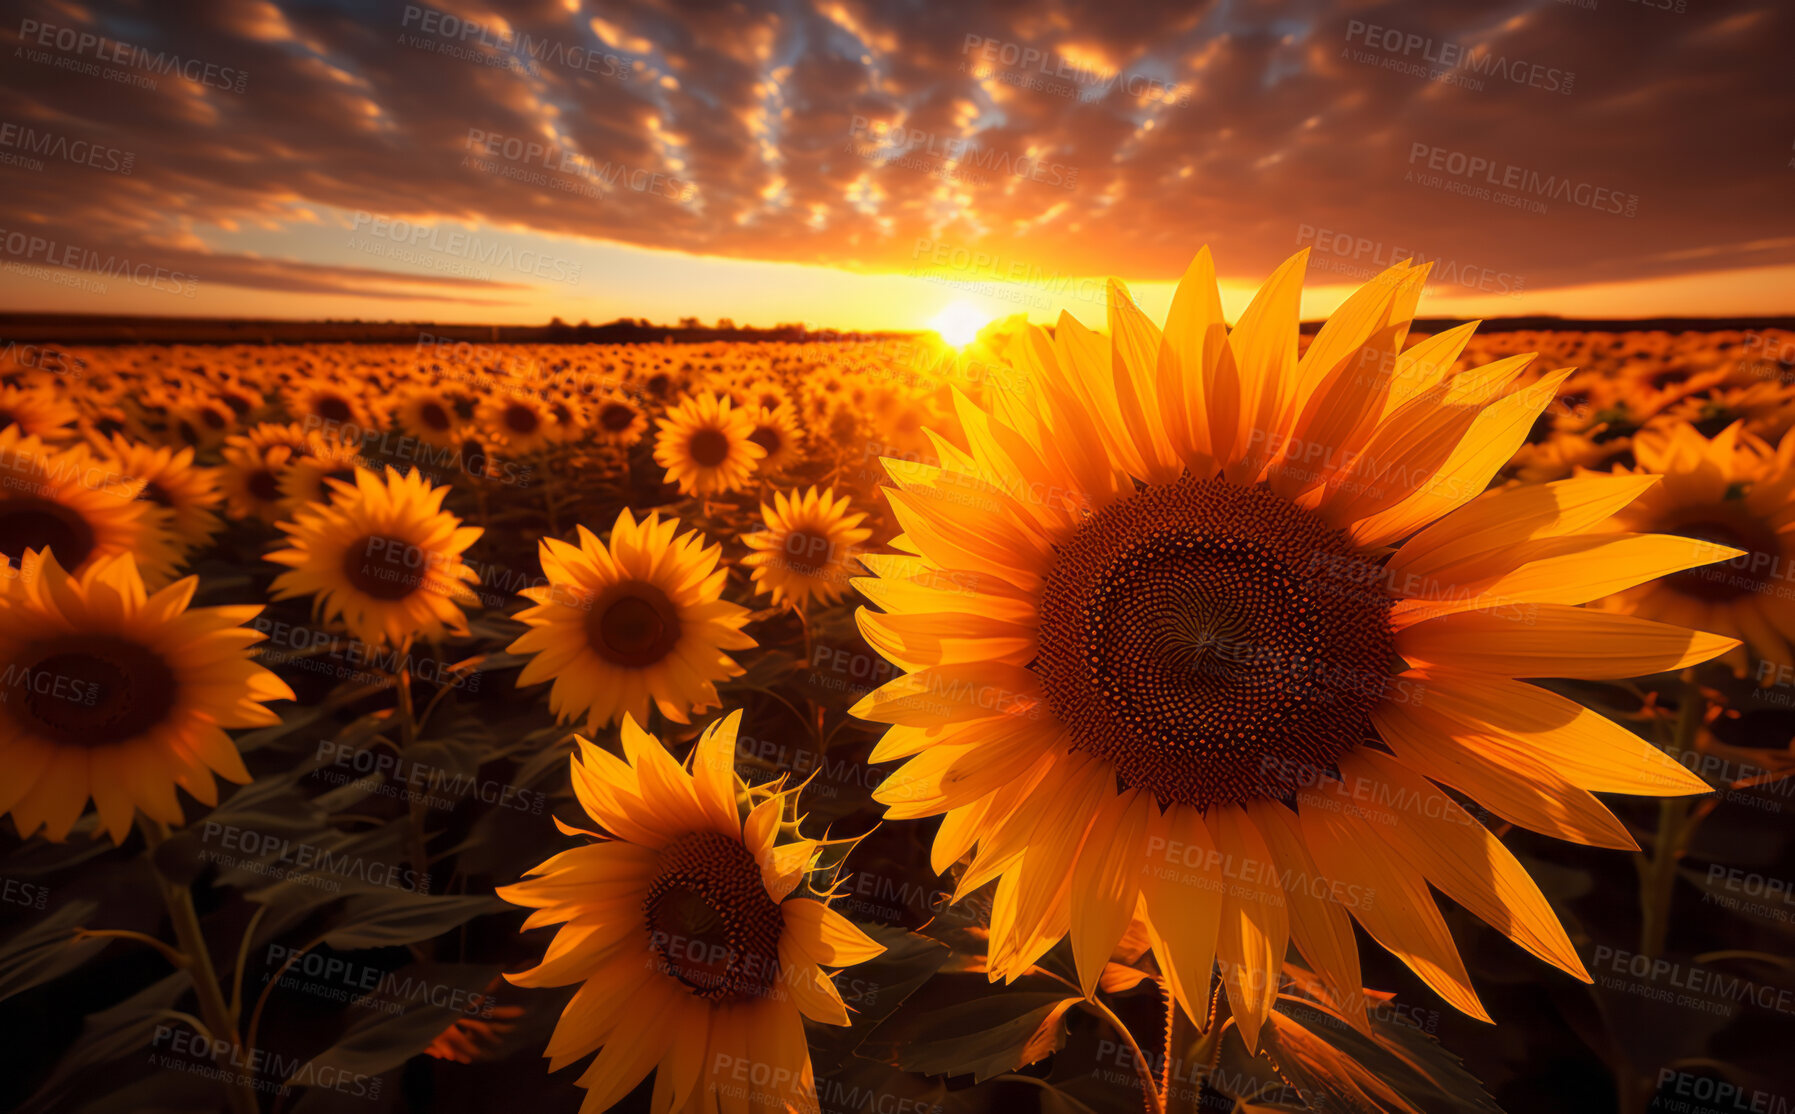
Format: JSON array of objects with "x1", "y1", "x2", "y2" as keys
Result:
[
  {"x1": 1342, "y1": 19, "x2": 1574, "y2": 94},
  {"x1": 463, "y1": 129, "x2": 696, "y2": 201},
  {"x1": 1407, "y1": 143, "x2": 1639, "y2": 217},
  {"x1": 0, "y1": 122, "x2": 133, "y2": 174},
  {"x1": 17, "y1": 19, "x2": 249, "y2": 93},
  {"x1": 400, "y1": 5, "x2": 633, "y2": 79},
  {"x1": 347, "y1": 212, "x2": 583, "y2": 284},
  {"x1": 0, "y1": 227, "x2": 198, "y2": 296},
  {"x1": 847, "y1": 118, "x2": 1079, "y2": 189}
]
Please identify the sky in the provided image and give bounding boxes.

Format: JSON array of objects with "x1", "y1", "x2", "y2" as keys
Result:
[{"x1": 1, "y1": 0, "x2": 1791, "y2": 332}]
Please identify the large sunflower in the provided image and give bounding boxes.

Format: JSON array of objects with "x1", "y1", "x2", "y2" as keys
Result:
[
  {"x1": 654, "y1": 392, "x2": 765, "y2": 496},
  {"x1": 267, "y1": 467, "x2": 482, "y2": 648},
  {"x1": 93, "y1": 433, "x2": 225, "y2": 559},
  {"x1": 0, "y1": 550, "x2": 293, "y2": 843},
  {"x1": 507, "y1": 509, "x2": 755, "y2": 729},
  {"x1": 0, "y1": 429, "x2": 182, "y2": 587},
  {"x1": 742, "y1": 486, "x2": 872, "y2": 611},
  {"x1": 1591, "y1": 421, "x2": 1795, "y2": 677},
  {"x1": 498, "y1": 712, "x2": 882, "y2": 1114},
  {"x1": 850, "y1": 249, "x2": 1740, "y2": 1045}
]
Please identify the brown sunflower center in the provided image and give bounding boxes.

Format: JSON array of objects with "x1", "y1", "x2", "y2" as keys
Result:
[
  {"x1": 419, "y1": 402, "x2": 452, "y2": 431},
  {"x1": 782, "y1": 530, "x2": 832, "y2": 576},
  {"x1": 749, "y1": 425, "x2": 783, "y2": 456},
  {"x1": 598, "y1": 403, "x2": 636, "y2": 432},
  {"x1": 586, "y1": 583, "x2": 682, "y2": 667},
  {"x1": 342, "y1": 533, "x2": 424, "y2": 601},
  {"x1": 0, "y1": 497, "x2": 97, "y2": 567},
  {"x1": 1035, "y1": 474, "x2": 1395, "y2": 810},
  {"x1": 247, "y1": 468, "x2": 282, "y2": 503},
  {"x1": 1664, "y1": 517, "x2": 1782, "y2": 602},
  {"x1": 502, "y1": 403, "x2": 540, "y2": 435},
  {"x1": 8, "y1": 635, "x2": 179, "y2": 747},
  {"x1": 688, "y1": 429, "x2": 731, "y2": 468},
  {"x1": 315, "y1": 396, "x2": 354, "y2": 423},
  {"x1": 643, "y1": 831, "x2": 783, "y2": 1001}
]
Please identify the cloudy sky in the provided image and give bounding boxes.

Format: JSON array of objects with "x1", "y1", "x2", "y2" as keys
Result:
[{"x1": 2, "y1": 0, "x2": 1790, "y2": 329}]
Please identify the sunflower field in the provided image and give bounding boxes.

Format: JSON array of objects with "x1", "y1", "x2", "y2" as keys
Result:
[{"x1": 2, "y1": 255, "x2": 1794, "y2": 1114}]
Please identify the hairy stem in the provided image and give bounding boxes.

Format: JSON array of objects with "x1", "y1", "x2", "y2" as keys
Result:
[{"x1": 143, "y1": 818, "x2": 260, "y2": 1114}]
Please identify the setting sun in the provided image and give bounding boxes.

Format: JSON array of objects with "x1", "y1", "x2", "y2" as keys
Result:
[{"x1": 929, "y1": 301, "x2": 987, "y2": 346}]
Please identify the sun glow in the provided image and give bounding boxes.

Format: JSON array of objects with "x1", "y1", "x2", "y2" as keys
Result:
[{"x1": 928, "y1": 301, "x2": 987, "y2": 347}]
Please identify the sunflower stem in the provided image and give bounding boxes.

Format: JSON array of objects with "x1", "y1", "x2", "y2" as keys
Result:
[
  {"x1": 1639, "y1": 677, "x2": 1704, "y2": 958},
  {"x1": 1081, "y1": 992, "x2": 1164, "y2": 1114},
  {"x1": 1162, "y1": 982, "x2": 1228, "y2": 1114},
  {"x1": 394, "y1": 664, "x2": 434, "y2": 917},
  {"x1": 543, "y1": 471, "x2": 563, "y2": 536},
  {"x1": 793, "y1": 606, "x2": 827, "y2": 752},
  {"x1": 142, "y1": 818, "x2": 261, "y2": 1114},
  {"x1": 71, "y1": 927, "x2": 188, "y2": 969}
]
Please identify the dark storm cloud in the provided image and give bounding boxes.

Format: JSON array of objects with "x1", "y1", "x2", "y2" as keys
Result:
[{"x1": 2, "y1": 0, "x2": 1788, "y2": 297}]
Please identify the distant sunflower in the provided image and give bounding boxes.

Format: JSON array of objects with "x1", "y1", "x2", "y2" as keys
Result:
[
  {"x1": 498, "y1": 712, "x2": 881, "y2": 1114},
  {"x1": 852, "y1": 249, "x2": 1740, "y2": 1044},
  {"x1": 0, "y1": 430, "x2": 181, "y2": 587},
  {"x1": 1509, "y1": 427, "x2": 1633, "y2": 484},
  {"x1": 0, "y1": 383, "x2": 78, "y2": 442},
  {"x1": 479, "y1": 391, "x2": 554, "y2": 455},
  {"x1": 456, "y1": 428, "x2": 498, "y2": 481},
  {"x1": 654, "y1": 393, "x2": 764, "y2": 495},
  {"x1": 93, "y1": 434, "x2": 224, "y2": 559},
  {"x1": 1664, "y1": 378, "x2": 1795, "y2": 443},
  {"x1": 219, "y1": 423, "x2": 312, "y2": 523},
  {"x1": 591, "y1": 392, "x2": 649, "y2": 447},
  {"x1": 287, "y1": 381, "x2": 371, "y2": 432},
  {"x1": 0, "y1": 550, "x2": 293, "y2": 842},
  {"x1": 508, "y1": 509, "x2": 754, "y2": 729},
  {"x1": 218, "y1": 444, "x2": 293, "y2": 523},
  {"x1": 166, "y1": 391, "x2": 237, "y2": 450},
  {"x1": 395, "y1": 385, "x2": 461, "y2": 448},
  {"x1": 543, "y1": 397, "x2": 586, "y2": 445},
  {"x1": 277, "y1": 433, "x2": 365, "y2": 510},
  {"x1": 213, "y1": 379, "x2": 267, "y2": 422},
  {"x1": 743, "y1": 487, "x2": 871, "y2": 611},
  {"x1": 743, "y1": 378, "x2": 794, "y2": 414},
  {"x1": 268, "y1": 467, "x2": 482, "y2": 648},
  {"x1": 1593, "y1": 421, "x2": 1795, "y2": 677},
  {"x1": 746, "y1": 405, "x2": 804, "y2": 475}
]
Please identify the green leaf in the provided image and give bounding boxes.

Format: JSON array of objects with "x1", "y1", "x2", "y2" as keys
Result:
[
  {"x1": 0, "y1": 898, "x2": 106, "y2": 1002},
  {"x1": 322, "y1": 892, "x2": 503, "y2": 949},
  {"x1": 1249, "y1": 998, "x2": 1506, "y2": 1114},
  {"x1": 864, "y1": 974, "x2": 1081, "y2": 1082},
  {"x1": 286, "y1": 962, "x2": 501, "y2": 1082},
  {"x1": 21, "y1": 972, "x2": 191, "y2": 1113}
]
